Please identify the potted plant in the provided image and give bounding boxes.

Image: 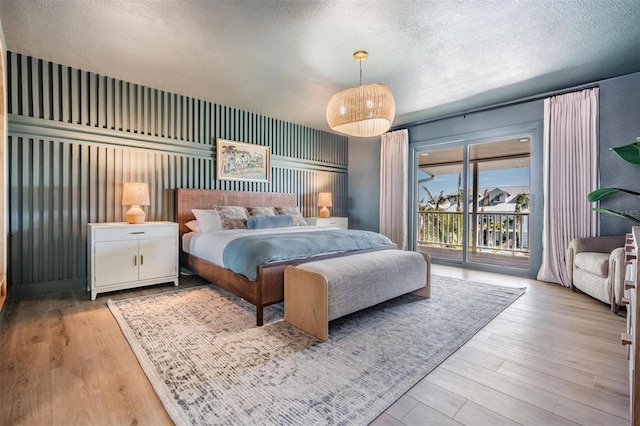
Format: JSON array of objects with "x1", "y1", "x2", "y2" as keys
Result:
[{"x1": 588, "y1": 137, "x2": 640, "y2": 224}]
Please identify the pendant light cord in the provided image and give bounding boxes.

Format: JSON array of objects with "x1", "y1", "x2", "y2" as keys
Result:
[{"x1": 359, "y1": 59, "x2": 363, "y2": 86}]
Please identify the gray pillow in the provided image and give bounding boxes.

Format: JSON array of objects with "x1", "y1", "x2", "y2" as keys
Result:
[
  {"x1": 213, "y1": 206, "x2": 249, "y2": 229},
  {"x1": 275, "y1": 206, "x2": 308, "y2": 226},
  {"x1": 246, "y1": 206, "x2": 277, "y2": 216}
]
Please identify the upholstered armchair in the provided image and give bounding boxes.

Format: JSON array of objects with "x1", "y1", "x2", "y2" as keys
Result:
[{"x1": 565, "y1": 235, "x2": 626, "y2": 313}]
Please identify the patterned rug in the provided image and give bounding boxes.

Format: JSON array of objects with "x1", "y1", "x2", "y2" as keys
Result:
[{"x1": 108, "y1": 275, "x2": 525, "y2": 425}]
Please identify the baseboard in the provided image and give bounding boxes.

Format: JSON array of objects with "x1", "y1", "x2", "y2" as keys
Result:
[{"x1": 9, "y1": 277, "x2": 86, "y2": 299}]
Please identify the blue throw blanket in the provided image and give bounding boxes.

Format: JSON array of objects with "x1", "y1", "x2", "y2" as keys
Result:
[{"x1": 222, "y1": 229, "x2": 394, "y2": 280}]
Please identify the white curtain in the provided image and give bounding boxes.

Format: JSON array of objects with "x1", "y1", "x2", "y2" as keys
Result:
[
  {"x1": 380, "y1": 129, "x2": 408, "y2": 250},
  {"x1": 537, "y1": 88, "x2": 599, "y2": 286}
]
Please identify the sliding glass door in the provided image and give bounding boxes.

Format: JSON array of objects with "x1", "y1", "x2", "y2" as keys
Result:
[
  {"x1": 415, "y1": 136, "x2": 536, "y2": 275},
  {"x1": 416, "y1": 146, "x2": 465, "y2": 262},
  {"x1": 466, "y1": 138, "x2": 531, "y2": 269}
]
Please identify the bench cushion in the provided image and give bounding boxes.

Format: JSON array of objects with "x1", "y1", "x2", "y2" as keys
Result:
[{"x1": 293, "y1": 250, "x2": 428, "y2": 320}]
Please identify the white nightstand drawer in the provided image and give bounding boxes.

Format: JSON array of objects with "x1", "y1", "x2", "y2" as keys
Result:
[
  {"x1": 93, "y1": 223, "x2": 177, "y2": 241},
  {"x1": 306, "y1": 217, "x2": 348, "y2": 229}
]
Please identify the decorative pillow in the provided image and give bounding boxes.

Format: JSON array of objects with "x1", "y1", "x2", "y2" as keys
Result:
[
  {"x1": 214, "y1": 205, "x2": 249, "y2": 229},
  {"x1": 246, "y1": 206, "x2": 277, "y2": 217},
  {"x1": 191, "y1": 209, "x2": 222, "y2": 233},
  {"x1": 185, "y1": 219, "x2": 201, "y2": 233},
  {"x1": 275, "y1": 206, "x2": 308, "y2": 226},
  {"x1": 247, "y1": 214, "x2": 293, "y2": 229}
]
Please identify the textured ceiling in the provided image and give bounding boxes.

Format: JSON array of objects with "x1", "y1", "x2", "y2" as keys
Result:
[{"x1": 1, "y1": 0, "x2": 639, "y2": 134}]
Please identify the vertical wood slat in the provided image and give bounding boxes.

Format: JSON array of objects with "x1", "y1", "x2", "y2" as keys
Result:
[
  {"x1": 137, "y1": 84, "x2": 143, "y2": 135},
  {"x1": 8, "y1": 53, "x2": 16, "y2": 114},
  {"x1": 20, "y1": 55, "x2": 28, "y2": 117},
  {"x1": 71, "y1": 67, "x2": 79, "y2": 124},
  {"x1": 89, "y1": 72, "x2": 97, "y2": 127},
  {"x1": 7, "y1": 51, "x2": 347, "y2": 296},
  {"x1": 150, "y1": 88, "x2": 156, "y2": 137},
  {"x1": 114, "y1": 80, "x2": 121, "y2": 131},
  {"x1": 31, "y1": 57, "x2": 40, "y2": 119}
]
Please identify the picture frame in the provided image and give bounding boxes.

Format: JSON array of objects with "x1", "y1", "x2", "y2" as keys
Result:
[{"x1": 216, "y1": 139, "x2": 271, "y2": 183}]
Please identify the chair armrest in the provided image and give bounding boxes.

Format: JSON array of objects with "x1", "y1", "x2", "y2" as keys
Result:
[
  {"x1": 565, "y1": 243, "x2": 577, "y2": 285},
  {"x1": 610, "y1": 247, "x2": 627, "y2": 307}
]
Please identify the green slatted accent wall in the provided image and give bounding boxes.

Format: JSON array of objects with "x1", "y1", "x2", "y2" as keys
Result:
[{"x1": 7, "y1": 52, "x2": 348, "y2": 297}]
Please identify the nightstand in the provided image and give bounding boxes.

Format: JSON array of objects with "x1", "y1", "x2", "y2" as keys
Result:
[
  {"x1": 87, "y1": 221, "x2": 179, "y2": 300},
  {"x1": 305, "y1": 217, "x2": 348, "y2": 229}
]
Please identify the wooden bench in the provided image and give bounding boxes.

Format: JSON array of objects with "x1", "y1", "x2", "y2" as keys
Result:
[{"x1": 284, "y1": 250, "x2": 431, "y2": 341}]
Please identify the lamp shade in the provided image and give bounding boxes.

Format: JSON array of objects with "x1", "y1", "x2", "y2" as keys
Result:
[
  {"x1": 122, "y1": 183, "x2": 150, "y2": 206},
  {"x1": 326, "y1": 83, "x2": 396, "y2": 137},
  {"x1": 317, "y1": 192, "x2": 333, "y2": 207}
]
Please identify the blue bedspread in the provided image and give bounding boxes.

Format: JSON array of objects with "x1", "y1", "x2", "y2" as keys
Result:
[{"x1": 222, "y1": 229, "x2": 394, "y2": 280}]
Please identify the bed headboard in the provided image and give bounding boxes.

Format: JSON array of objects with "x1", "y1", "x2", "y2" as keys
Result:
[{"x1": 176, "y1": 189, "x2": 297, "y2": 237}]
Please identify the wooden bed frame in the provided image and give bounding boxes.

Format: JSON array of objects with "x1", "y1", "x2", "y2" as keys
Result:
[{"x1": 176, "y1": 188, "x2": 391, "y2": 326}]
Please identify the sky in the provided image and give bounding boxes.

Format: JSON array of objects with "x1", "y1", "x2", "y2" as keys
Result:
[{"x1": 418, "y1": 167, "x2": 530, "y2": 203}]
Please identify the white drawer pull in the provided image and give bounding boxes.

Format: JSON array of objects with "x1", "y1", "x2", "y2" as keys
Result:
[{"x1": 622, "y1": 332, "x2": 633, "y2": 346}]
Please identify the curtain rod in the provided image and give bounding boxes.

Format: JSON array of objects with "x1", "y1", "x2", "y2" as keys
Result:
[{"x1": 390, "y1": 81, "x2": 600, "y2": 131}]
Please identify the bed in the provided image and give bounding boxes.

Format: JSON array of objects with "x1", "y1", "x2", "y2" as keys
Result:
[{"x1": 176, "y1": 188, "x2": 395, "y2": 325}]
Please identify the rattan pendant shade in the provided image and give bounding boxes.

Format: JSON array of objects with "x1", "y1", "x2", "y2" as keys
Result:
[{"x1": 326, "y1": 51, "x2": 396, "y2": 138}]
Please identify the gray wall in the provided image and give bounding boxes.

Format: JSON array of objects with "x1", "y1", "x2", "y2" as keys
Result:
[
  {"x1": 408, "y1": 101, "x2": 545, "y2": 278},
  {"x1": 347, "y1": 136, "x2": 380, "y2": 231},
  {"x1": 6, "y1": 52, "x2": 348, "y2": 297},
  {"x1": 407, "y1": 101, "x2": 543, "y2": 142},
  {"x1": 598, "y1": 73, "x2": 640, "y2": 235},
  {"x1": 349, "y1": 72, "x2": 640, "y2": 242}
]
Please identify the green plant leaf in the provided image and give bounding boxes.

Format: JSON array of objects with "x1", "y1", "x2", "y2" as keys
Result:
[
  {"x1": 610, "y1": 139, "x2": 640, "y2": 165},
  {"x1": 588, "y1": 187, "x2": 622, "y2": 201},
  {"x1": 591, "y1": 207, "x2": 640, "y2": 224},
  {"x1": 588, "y1": 187, "x2": 640, "y2": 201}
]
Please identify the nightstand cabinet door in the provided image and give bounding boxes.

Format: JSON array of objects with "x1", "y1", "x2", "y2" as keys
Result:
[
  {"x1": 139, "y1": 237, "x2": 178, "y2": 281},
  {"x1": 94, "y1": 240, "x2": 139, "y2": 286}
]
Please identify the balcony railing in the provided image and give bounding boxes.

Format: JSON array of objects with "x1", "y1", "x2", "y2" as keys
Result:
[{"x1": 417, "y1": 211, "x2": 530, "y2": 256}]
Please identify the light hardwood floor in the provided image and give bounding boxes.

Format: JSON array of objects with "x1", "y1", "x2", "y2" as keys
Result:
[{"x1": 0, "y1": 265, "x2": 629, "y2": 425}]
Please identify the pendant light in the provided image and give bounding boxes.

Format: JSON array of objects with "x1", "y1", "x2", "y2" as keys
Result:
[{"x1": 326, "y1": 50, "x2": 396, "y2": 137}]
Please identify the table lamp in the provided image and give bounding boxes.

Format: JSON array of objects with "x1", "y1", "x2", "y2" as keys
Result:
[
  {"x1": 318, "y1": 192, "x2": 333, "y2": 218},
  {"x1": 122, "y1": 182, "x2": 150, "y2": 224}
]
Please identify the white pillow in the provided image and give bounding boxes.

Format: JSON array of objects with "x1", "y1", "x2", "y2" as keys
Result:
[
  {"x1": 185, "y1": 220, "x2": 200, "y2": 233},
  {"x1": 191, "y1": 209, "x2": 222, "y2": 233}
]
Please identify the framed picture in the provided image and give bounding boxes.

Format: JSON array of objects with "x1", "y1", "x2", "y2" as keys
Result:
[{"x1": 216, "y1": 139, "x2": 271, "y2": 183}]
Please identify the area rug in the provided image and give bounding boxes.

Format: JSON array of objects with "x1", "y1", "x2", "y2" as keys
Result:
[{"x1": 108, "y1": 275, "x2": 525, "y2": 425}]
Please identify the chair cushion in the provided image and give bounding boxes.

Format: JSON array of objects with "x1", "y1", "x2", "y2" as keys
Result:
[
  {"x1": 575, "y1": 252, "x2": 609, "y2": 277},
  {"x1": 573, "y1": 269, "x2": 609, "y2": 304}
]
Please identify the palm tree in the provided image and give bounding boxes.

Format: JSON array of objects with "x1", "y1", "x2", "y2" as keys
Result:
[
  {"x1": 513, "y1": 193, "x2": 529, "y2": 249},
  {"x1": 422, "y1": 187, "x2": 446, "y2": 211},
  {"x1": 455, "y1": 173, "x2": 462, "y2": 212},
  {"x1": 443, "y1": 173, "x2": 463, "y2": 212},
  {"x1": 480, "y1": 189, "x2": 490, "y2": 212},
  {"x1": 421, "y1": 186, "x2": 462, "y2": 248},
  {"x1": 514, "y1": 193, "x2": 529, "y2": 212}
]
